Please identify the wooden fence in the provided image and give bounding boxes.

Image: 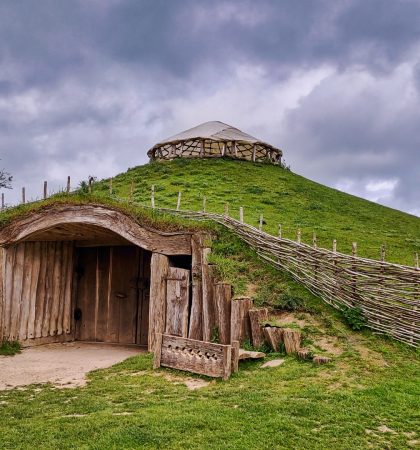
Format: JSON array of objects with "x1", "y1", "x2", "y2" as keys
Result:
[{"x1": 1, "y1": 181, "x2": 419, "y2": 347}]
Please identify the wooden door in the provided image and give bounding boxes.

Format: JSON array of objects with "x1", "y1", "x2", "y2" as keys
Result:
[
  {"x1": 165, "y1": 267, "x2": 190, "y2": 337},
  {"x1": 75, "y1": 246, "x2": 150, "y2": 344}
]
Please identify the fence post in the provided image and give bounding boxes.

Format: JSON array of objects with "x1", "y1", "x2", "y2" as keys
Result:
[
  {"x1": 381, "y1": 244, "x2": 386, "y2": 262},
  {"x1": 88, "y1": 178, "x2": 92, "y2": 193},
  {"x1": 351, "y1": 242, "x2": 357, "y2": 305},
  {"x1": 224, "y1": 203, "x2": 229, "y2": 218},
  {"x1": 278, "y1": 224, "x2": 282, "y2": 239},
  {"x1": 239, "y1": 207, "x2": 244, "y2": 223},
  {"x1": 1, "y1": 193, "x2": 4, "y2": 210},
  {"x1": 202, "y1": 196, "x2": 206, "y2": 213},
  {"x1": 176, "y1": 191, "x2": 181, "y2": 211},
  {"x1": 259, "y1": 214, "x2": 263, "y2": 231},
  {"x1": 415, "y1": 252, "x2": 419, "y2": 270},
  {"x1": 43, "y1": 181, "x2": 48, "y2": 200},
  {"x1": 352, "y1": 242, "x2": 357, "y2": 257},
  {"x1": 151, "y1": 185, "x2": 155, "y2": 209},
  {"x1": 129, "y1": 181, "x2": 134, "y2": 202},
  {"x1": 297, "y1": 229, "x2": 301, "y2": 244},
  {"x1": 312, "y1": 232, "x2": 317, "y2": 249},
  {"x1": 66, "y1": 176, "x2": 71, "y2": 193},
  {"x1": 109, "y1": 178, "x2": 113, "y2": 195},
  {"x1": 22, "y1": 187, "x2": 26, "y2": 204}
]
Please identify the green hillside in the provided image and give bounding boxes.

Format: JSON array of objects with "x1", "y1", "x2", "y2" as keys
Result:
[{"x1": 102, "y1": 158, "x2": 420, "y2": 266}]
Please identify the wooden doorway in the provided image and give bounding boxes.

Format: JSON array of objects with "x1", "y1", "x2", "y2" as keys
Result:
[{"x1": 75, "y1": 246, "x2": 151, "y2": 345}]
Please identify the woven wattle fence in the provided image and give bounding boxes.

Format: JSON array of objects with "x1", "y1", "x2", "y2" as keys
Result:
[{"x1": 151, "y1": 206, "x2": 420, "y2": 347}]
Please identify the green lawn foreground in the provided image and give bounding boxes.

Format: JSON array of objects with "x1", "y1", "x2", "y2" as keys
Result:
[{"x1": 0, "y1": 328, "x2": 419, "y2": 450}]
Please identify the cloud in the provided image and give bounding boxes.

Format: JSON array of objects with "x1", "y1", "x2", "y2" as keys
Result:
[{"x1": 0, "y1": 0, "x2": 419, "y2": 216}]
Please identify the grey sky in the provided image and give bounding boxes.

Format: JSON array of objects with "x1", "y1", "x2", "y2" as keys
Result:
[{"x1": 0, "y1": 0, "x2": 419, "y2": 215}]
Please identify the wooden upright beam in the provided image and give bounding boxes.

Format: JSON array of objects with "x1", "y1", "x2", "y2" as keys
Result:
[{"x1": 148, "y1": 253, "x2": 169, "y2": 352}]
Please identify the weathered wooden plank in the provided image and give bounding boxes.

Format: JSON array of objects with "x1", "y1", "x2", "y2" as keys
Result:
[
  {"x1": 157, "y1": 334, "x2": 232, "y2": 379},
  {"x1": 230, "y1": 297, "x2": 253, "y2": 345},
  {"x1": 238, "y1": 348, "x2": 265, "y2": 360},
  {"x1": 3, "y1": 246, "x2": 16, "y2": 338},
  {"x1": 283, "y1": 329, "x2": 301, "y2": 354},
  {"x1": 137, "y1": 250, "x2": 151, "y2": 346},
  {"x1": 34, "y1": 242, "x2": 48, "y2": 338},
  {"x1": 263, "y1": 326, "x2": 284, "y2": 352},
  {"x1": 0, "y1": 247, "x2": 6, "y2": 341},
  {"x1": 42, "y1": 242, "x2": 56, "y2": 337},
  {"x1": 165, "y1": 267, "x2": 190, "y2": 337},
  {"x1": 62, "y1": 243, "x2": 74, "y2": 335},
  {"x1": 0, "y1": 204, "x2": 192, "y2": 255},
  {"x1": 27, "y1": 242, "x2": 41, "y2": 339},
  {"x1": 214, "y1": 283, "x2": 232, "y2": 344},
  {"x1": 57, "y1": 242, "x2": 69, "y2": 336},
  {"x1": 18, "y1": 242, "x2": 34, "y2": 340},
  {"x1": 10, "y1": 243, "x2": 25, "y2": 340},
  {"x1": 148, "y1": 253, "x2": 169, "y2": 352},
  {"x1": 153, "y1": 332, "x2": 163, "y2": 369},
  {"x1": 49, "y1": 241, "x2": 63, "y2": 335},
  {"x1": 231, "y1": 340, "x2": 239, "y2": 373},
  {"x1": 95, "y1": 246, "x2": 110, "y2": 342},
  {"x1": 249, "y1": 308, "x2": 268, "y2": 348},
  {"x1": 201, "y1": 245, "x2": 215, "y2": 342},
  {"x1": 188, "y1": 234, "x2": 203, "y2": 340}
]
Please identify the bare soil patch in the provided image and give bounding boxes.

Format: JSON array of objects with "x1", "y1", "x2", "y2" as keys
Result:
[{"x1": 0, "y1": 342, "x2": 142, "y2": 390}]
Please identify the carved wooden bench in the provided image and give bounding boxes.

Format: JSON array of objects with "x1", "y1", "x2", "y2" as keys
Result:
[{"x1": 153, "y1": 333, "x2": 239, "y2": 380}]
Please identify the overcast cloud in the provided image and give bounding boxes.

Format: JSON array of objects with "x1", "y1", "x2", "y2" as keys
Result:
[{"x1": 0, "y1": 0, "x2": 419, "y2": 215}]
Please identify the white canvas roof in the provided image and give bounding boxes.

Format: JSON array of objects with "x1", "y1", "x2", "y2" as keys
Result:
[{"x1": 155, "y1": 121, "x2": 275, "y2": 148}]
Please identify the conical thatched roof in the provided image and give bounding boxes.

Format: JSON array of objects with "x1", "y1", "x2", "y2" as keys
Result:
[{"x1": 147, "y1": 121, "x2": 282, "y2": 164}]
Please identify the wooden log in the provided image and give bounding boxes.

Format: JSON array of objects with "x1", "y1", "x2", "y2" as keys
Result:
[
  {"x1": 297, "y1": 348, "x2": 312, "y2": 360},
  {"x1": 278, "y1": 224, "x2": 282, "y2": 239},
  {"x1": 1, "y1": 192, "x2": 4, "y2": 209},
  {"x1": 21, "y1": 187, "x2": 25, "y2": 204},
  {"x1": 238, "y1": 348, "x2": 266, "y2": 360},
  {"x1": 10, "y1": 243, "x2": 25, "y2": 340},
  {"x1": 259, "y1": 214, "x2": 263, "y2": 231},
  {"x1": 43, "y1": 181, "x2": 48, "y2": 200},
  {"x1": 165, "y1": 267, "x2": 190, "y2": 337},
  {"x1": 249, "y1": 308, "x2": 268, "y2": 348},
  {"x1": 239, "y1": 207, "x2": 244, "y2": 223},
  {"x1": 313, "y1": 355, "x2": 332, "y2": 365},
  {"x1": 151, "y1": 185, "x2": 155, "y2": 209},
  {"x1": 188, "y1": 234, "x2": 203, "y2": 340},
  {"x1": 202, "y1": 195, "x2": 206, "y2": 212},
  {"x1": 230, "y1": 297, "x2": 253, "y2": 344},
  {"x1": 201, "y1": 244, "x2": 215, "y2": 342},
  {"x1": 148, "y1": 253, "x2": 169, "y2": 352},
  {"x1": 214, "y1": 283, "x2": 232, "y2": 344},
  {"x1": 153, "y1": 332, "x2": 163, "y2": 369},
  {"x1": 66, "y1": 176, "x2": 71, "y2": 193},
  {"x1": 176, "y1": 191, "x2": 181, "y2": 211},
  {"x1": 263, "y1": 326, "x2": 283, "y2": 352},
  {"x1": 231, "y1": 340, "x2": 239, "y2": 373},
  {"x1": 283, "y1": 328, "x2": 301, "y2": 354}
]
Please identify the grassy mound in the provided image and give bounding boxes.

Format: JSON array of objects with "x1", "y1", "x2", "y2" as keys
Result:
[{"x1": 96, "y1": 158, "x2": 420, "y2": 266}]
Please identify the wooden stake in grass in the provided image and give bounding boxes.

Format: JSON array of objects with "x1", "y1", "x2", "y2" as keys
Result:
[
  {"x1": 66, "y1": 176, "x2": 71, "y2": 193},
  {"x1": 151, "y1": 185, "x2": 155, "y2": 209},
  {"x1": 43, "y1": 181, "x2": 47, "y2": 200},
  {"x1": 129, "y1": 180, "x2": 134, "y2": 202},
  {"x1": 278, "y1": 224, "x2": 282, "y2": 239},
  {"x1": 352, "y1": 242, "x2": 357, "y2": 257},
  {"x1": 333, "y1": 239, "x2": 337, "y2": 253},
  {"x1": 297, "y1": 228, "x2": 301, "y2": 244},
  {"x1": 109, "y1": 177, "x2": 113, "y2": 195},
  {"x1": 1, "y1": 193, "x2": 4, "y2": 210},
  {"x1": 224, "y1": 202, "x2": 229, "y2": 218},
  {"x1": 88, "y1": 177, "x2": 92, "y2": 193},
  {"x1": 259, "y1": 214, "x2": 263, "y2": 231},
  {"x1": 202, "y1": 195, "x2": 206, "y2": 212},
  {"x1": 312, "y1": 232, "x2": 317, "y2": 249},
  {"x1": 381, "y1": 244, "x2": 386, "y2": 262},
  {"x1": 176, "y1": 191, "x2": 181, "y2": 211},
  {"x1": 22, "y1": 187, "x2": 25, "y2": 204},
  {"x1": 415, "y1": 252, "x2": 419, "y2": 270},
  {"x1": 239, "y1": 206, "x2": 244, "y2": 223}
]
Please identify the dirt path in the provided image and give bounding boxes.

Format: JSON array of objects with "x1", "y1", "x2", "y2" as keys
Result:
[{"x1": 0, "y1": 342, "x2": 143, "y2": 390}]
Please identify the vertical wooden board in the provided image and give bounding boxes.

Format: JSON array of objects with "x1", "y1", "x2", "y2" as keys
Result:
[
  {"x1": 10, "y1": 243, "x2": 25, "y2": 340},
  {"x1": 188, "y1": 234, "x2": 203, "y2": 340},
  {"x1": 42, "y1": 242, "x2": 56, "y2": 337},
  {"x1": 18, "y1": 242, "x2": 34, "y2": 340},
  {"x1": 3, "y1": 246, "x2": 15, "y2": 339},
  {"x1": 62, "y1": 243, "x2": 74, "y2": 335},
  {"x1": 165, "y1": 267, "x2": 190, "y2": 337},
  {"x1": 148, "y1": 253, "x2": 169, "y2": 352},
  {"x1": 49, "y1": 241, "x2": 63, "y2": 336},
  {"x1": 214, "y1": 283, "x2": 232, "y2": 344},
  {"x1": 230, "y1": 297, "x2": 253, "y2": 345},
  {"x1": 27, "y1": 242, "x2": 41, "y2": 339},
  {"x1": 95, "y1": 246, "x2": 111, "y2": 342},
  {"x1": 56, "y1": 242, "x2": 69, "y2": 336},
  {"x1": 0, "y1": 247, "x2": 6, "y2": 341},
  {"x1": 76, "y1": 247, "x2": 98, "y2": 341},
  {"x1": 113, "y1": 246, "x2": 139, "y2": 344},
  {"x1": 137, "y1": 249, "x2": 151, "y2": 346},
  {"x1": 34, "y1": 242, "x2": 48, "y2": 338},
  {"x1": 202, "y1": 246, "x2": 215, "y2": 342},
  {"x1": 249, "y1": 308, "x2": 268, "y2": 348}
]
